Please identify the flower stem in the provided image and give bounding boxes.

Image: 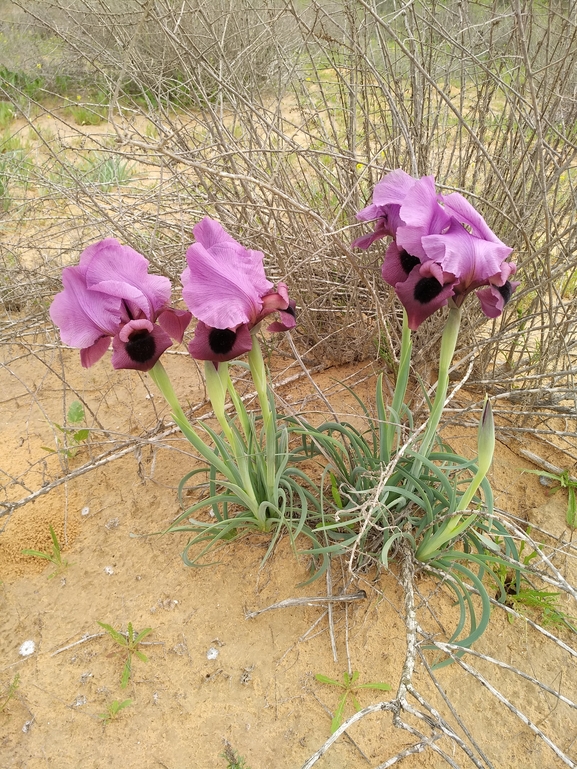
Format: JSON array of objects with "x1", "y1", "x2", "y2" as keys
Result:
[
  {"x1": 203, "y1": 361, "x2": 235, "y2": 446},
  {"x1": 383, "y1": 309, "x2": 412, "y2": 462},
  {"x1": 147, "y1": 361, "x2": 246, "y2": 494},
  {"x1": 419, "y1": 305, "x2": 462, "y2": 458},
  {"x1": 248, "y1": 335, "x2": 276, "y2": 499},
  {"x1": 247, "y1": 335, "x2": 271, "y2": 424}
]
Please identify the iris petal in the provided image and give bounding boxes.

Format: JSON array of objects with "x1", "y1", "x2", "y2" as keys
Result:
[
  {"x1": 187, "y1": 320, "x2": 254, "y2": 363},
  {"x1": 82, "y1": 239, "x2": 171, "y2": 319}
]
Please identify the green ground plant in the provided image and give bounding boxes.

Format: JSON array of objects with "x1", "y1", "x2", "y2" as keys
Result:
[
  {"x1": 97, "y1": 622, "x2": 153, "y2": 689},
  {"x1": 41, "y1": 400, "x2": 89, "y2": 458},
  {"x1": 0, "y1": 674, "x2": 20, "y2": 713},
  {"x1": 523, "y1": 468, "x2": 577, "y2": 529},
  {"x1": 0, "y1": 101, "x2": 15, "y2": 129},
  {"x1": 98, "y1": 698, "x2": 133, "y2": 723},
  {"x1": 21, "y1": 525, "x2": 70, "y2": 578},
  {"x1": 314, "y1": 670, "x2": 392, "y2": 733},
  {"x1": 80, "y1": 154, "x2": 136, "y2": 190},
  {"x1": 507, "y1": 587, "x2": 577, "y2": 632},
  {"x1": 64, "y1": 103, "x2": 105, "y2": 126},
  {"x1": 221, "y1": 743, "x2": 251, "y2": 769}
]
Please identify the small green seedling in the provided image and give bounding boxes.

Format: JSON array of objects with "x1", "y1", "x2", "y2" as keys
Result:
[
  {"x1": 97, "y1": 621, "x2": 153, "y2": 688},
  {"x1": 42, "y1": 400, "x2": 90, "y2": 458},
  {"x1": 0, "y1": 673, "x2": 19, "y2": 712},
  {"x1": 22, "y1": 525, "x2": 70, "y2": 578},
  {"x1": 523, "y1": 468, "x2": 577, "y2": 529},
  {"x1": 221, "y1": 742, "x2": 251, "y2": 769},
  {"x1": 507, "y1": 587, "x2": 577, "y2": 632},
  {"x1": 315, "y1": 670, "x2": 391, "y2": 733},
  {"x1": 98, "y1": 698, "x2": 133, "y2": 723},
  {"x1": 43, "y1": 400, "x2": 89, "y2": 456}
]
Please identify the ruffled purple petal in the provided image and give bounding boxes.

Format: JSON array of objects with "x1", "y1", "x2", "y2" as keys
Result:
[
  {"x1": 267, "y1": 300, "x2": 297, "y2": 332},
  {"x1": 187, "y1": 320, "x2": 254, "y2": 363},
  {"x1": 396, "y1": 176, "x2": 451, "y2": 259},
  {"x1": 442, "y1": 192, "x2": 509, "y2": 246},
  {"x1": 82, "y1": 239, "x2": 171, "y2": 320},
  {"x1": 111, "y1": 322, "x2": 172, "y2": 371},
  {"x1": 476, "y1": 281, "x2": 520, "y2": 318},
  {"x1": 395, "y1": 269, "x2": 455, "y2": 330},
  {"x1": 422, "y1": 219, "x2": 513, "y2": 294},
  {"x1": 182, "y1": 218, "x2": 273, "y2": 329},
  {"x1": 258, "y1": 283, "x2": 290, "y2": 319},
  {"x1": 351, "y1": 229, "x2": 387, "y2": 250},
  {"x1": 372, "y1": 168, "x2": 416, "y2": 207},
  {"x1": 79, "y1": 336, "x2": 111, "y2": 368},
  {"x1": 49, "y1": 264, "x2": 122, "y2": 348},
  {"x1": 157, "y1": 308, "x2": 192, "y2": 343},
  {"x1": 381, "y1": 241, "x2": 421, "y2": 288},
  {"x1": 191, "y1": 218, "x2": 272, "y2": 297}
]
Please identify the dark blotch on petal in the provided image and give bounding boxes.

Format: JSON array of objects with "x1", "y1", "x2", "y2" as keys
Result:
[
  {"x1": 400, "y1": 250, "x2": 420, "y2": 275},
  {"x1": 497, "y1": 281, "x2": 513, "y2": 304},
  {"x1": 126, "y1": 330, "x2": 156, "y2": 363},
  {"x1": 414, "y1": 277, "x2": 444, "y2": 305},
  {"x1": 208, "y1": 327, "x2": 237, "y2": 355},
  {"x1": 284, "y1": 304, "x2": 296, "y2": 317}
]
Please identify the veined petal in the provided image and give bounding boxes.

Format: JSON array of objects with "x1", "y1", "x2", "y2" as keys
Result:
[
  {"x1": 442, "y1": 192, "x2": 511, "y2": 247},
  {"x1": 381, "y1": 241, "x2": 421, "y2": 288},
  {"x1": 111, "y1": 322, "x2": 172, "y2": 371},
  {"x1": 182, "y1": 243, "x2": 262, "y2": 327},
  {"x1": 395, "y1": 270, "x2": 455, "y2": 330},
  {"x1": 396, "y1": 176, "x2": 451, "y2": 259},
  {"x1": 259, "y1": 283, "x2": 289, "y2": 316},
  {"x1": 267, "y1": 300, "x2": 297, "y2": 332},
  {"x1": 187, "y1": 320, "x2": 253, "y2": 363},
  {"x1": 192, "y1": 218, "x2": 272, "y2": 296},
  {"x1": 157, "y1": 308, "x2": 192, "y2": 343},
  {"x1": 372, "y1": 168, "x2": 416, "y2": 206},
  {"x1": 477, "y1": 281, "x2": 520, "y2": 318},
  {"x1": 80, "y1": 336, "x2": 111, "y2": 368},
  {"x1": 422, "y1": 220, "x2": 512, "y2": 291},
  {"x1": 49, "y1": 264, "x2": 122, "y2": 348},
  {"x1": 82, "y1": 239, "x2": 171, "y2": 319}
]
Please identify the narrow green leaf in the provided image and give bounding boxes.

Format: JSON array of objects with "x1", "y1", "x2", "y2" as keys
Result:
[
  {"x1": 331, "y1": 693, "x2": 348, "y2": 733},
  {"x1": 567, "y1": 487, "x2": 576, "y2": 529},
  {"x1": 134, "y1": 627, "x2": 153, "y2": 644},
  {"x1": 97, "y1": 621, "x2": 128, "y2": 647},
  {"x1": 357, "y1": 682, "x2": 392, "y2": 691},
  {"x1": 120, "y1": 658, "x2": 131, "y2": 689},
  {"x1": 315, "y1": 674, "x2": 342, "y2": 687}
]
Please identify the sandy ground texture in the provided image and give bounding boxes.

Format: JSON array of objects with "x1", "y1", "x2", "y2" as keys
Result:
[{"x1": 1, "y1": 334, "x2": 577, "y2": 769}]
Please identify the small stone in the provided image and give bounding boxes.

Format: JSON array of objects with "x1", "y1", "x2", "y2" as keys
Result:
[
  {"x1": 81, "y1": 506, "x2": 90, "y2": 516},
  {"x1": 206, "y1": 647, "x2": 219, "y2": 660},
  {"x1": 104, "y1": 566, "x2": 114, "y2": 575}
]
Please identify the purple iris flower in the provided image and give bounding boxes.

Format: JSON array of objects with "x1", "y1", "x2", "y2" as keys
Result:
[
  {"x1": 181, "y1": 218, "x2": 296, "y2": 362},
  {"x1": 351, "y1": 168, "x2": 416, "y2": 249},
  {"x1": 49, "y1": 239, "x2": 192, "y2": 371},
  {"x1": 354, "y1": 170, "x2": 518, "y2": 329}
]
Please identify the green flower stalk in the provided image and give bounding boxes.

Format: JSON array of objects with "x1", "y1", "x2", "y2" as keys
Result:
[
  {"x1": 416, "y1": 397, "x2": 495, "y2": 561},
  {"x1": 248, "y1": 335, "x2": 276, "y2": 500},
  {"x1": 419, "y1": 304, "x2": 462, "y2": 458},
  {"x1": 382, "y1": 309, "x2": 412, "y2": 463}
]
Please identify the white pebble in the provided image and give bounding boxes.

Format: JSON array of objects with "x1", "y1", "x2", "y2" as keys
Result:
[
  {"x1": 104, "y1": 566, "x2": 114, "y2": 575},
  {"x1": 19, "y1": 640, "x2": 35, "y2": 657},
  {"x1": 81, "y1": 506, "x2": 90, "y2": 516},
  {"x1": 206, "y1": 647, "x2": 219, "y2": 660}
]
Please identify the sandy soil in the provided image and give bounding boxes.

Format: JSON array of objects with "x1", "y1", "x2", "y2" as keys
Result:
[{"x1": 1, "y1": 333, "x2": 576, "y2": 769}]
